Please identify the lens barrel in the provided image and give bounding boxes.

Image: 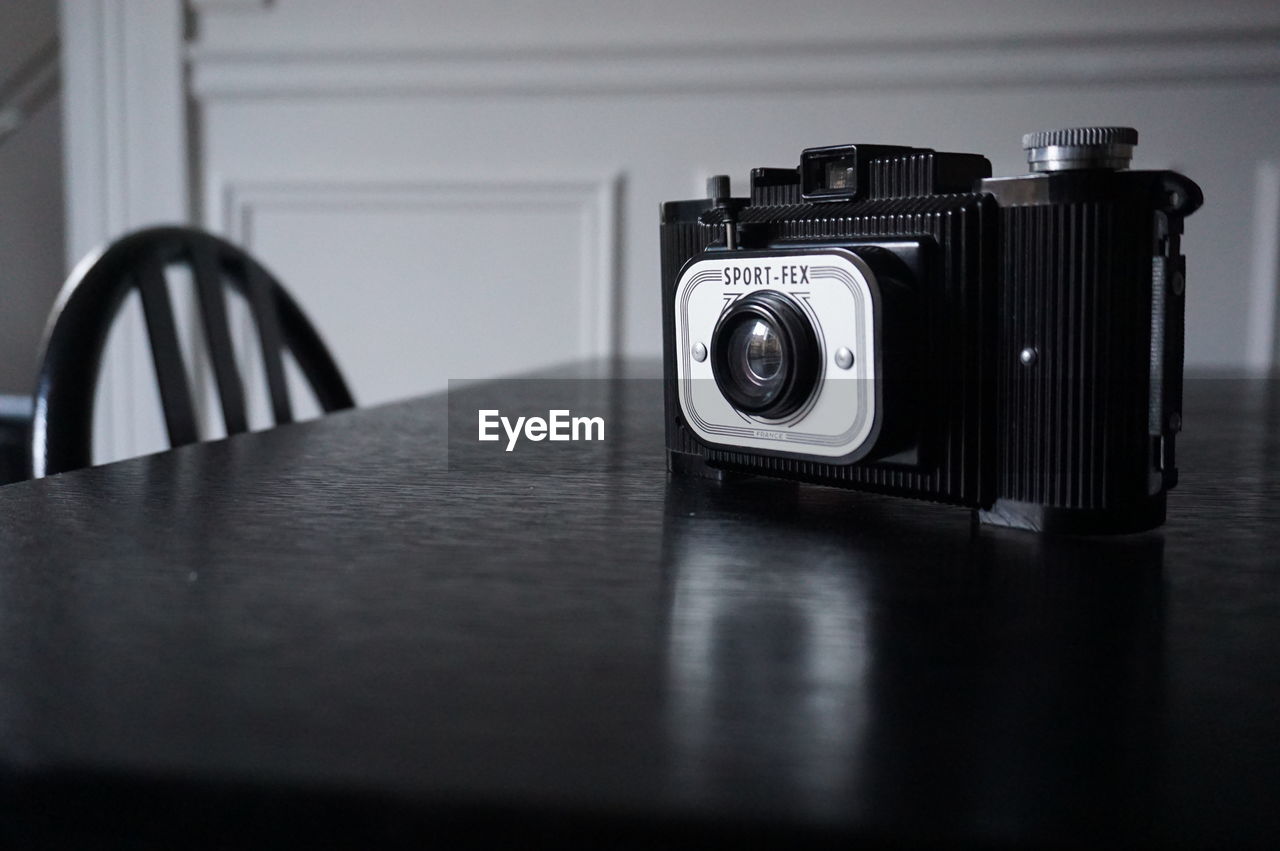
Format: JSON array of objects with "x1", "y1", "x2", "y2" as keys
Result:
[{"x1": 710, "y1": 291, "x2": 820, "y2": 418}]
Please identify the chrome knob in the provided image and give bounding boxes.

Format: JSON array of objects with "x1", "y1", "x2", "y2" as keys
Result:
[{"x1": 1022, "y1": 126, "x2": 1138, "y2": 172}]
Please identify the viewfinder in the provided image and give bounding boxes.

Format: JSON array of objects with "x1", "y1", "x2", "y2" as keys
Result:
[{"x1": 825, "y1": 159, "x2": 857, "y2": 191}]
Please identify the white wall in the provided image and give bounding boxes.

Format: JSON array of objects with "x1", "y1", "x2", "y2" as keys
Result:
[
  {"x1": 0, "y1": 0, "x2": 64, "y2": 394},
  {"x1": 62, "y1": 0, "x2": 1280, "y2": 461}
]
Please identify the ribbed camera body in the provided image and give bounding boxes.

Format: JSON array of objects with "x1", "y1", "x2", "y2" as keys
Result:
[{"x1": 661, "y1": 129, "x2": 1202, "y2": 533}]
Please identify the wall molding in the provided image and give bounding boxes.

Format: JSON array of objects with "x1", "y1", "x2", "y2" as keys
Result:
[
  {"x1": 59, "y1": 0, "x2": 189, "y2": 465},
  {"x1": 189, "y1": 0, "x2": 272, "y2": 11},
  {"x1": 189, "y1": 28, "x2": 1280, "y2": 98},
  {"x1": 1247, "y1": 162, "x2": 1280, "y2": 375},
  {"x1": 211, "y1": 175, "x2": 624, "y2": 403}
]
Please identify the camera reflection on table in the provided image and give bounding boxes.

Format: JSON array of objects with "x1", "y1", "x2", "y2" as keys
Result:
[{"x1": 658, "y1": 476, "x2": 1165, "y2": 841}]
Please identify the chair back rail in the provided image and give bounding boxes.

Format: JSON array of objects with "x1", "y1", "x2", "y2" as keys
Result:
[{"x1": 32, "y1": 226, "x2": 354, "y2": 478}]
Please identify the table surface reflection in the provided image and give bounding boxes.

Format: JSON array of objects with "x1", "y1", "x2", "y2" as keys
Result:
[{"x1": 1, "y1": 364, "x2": 1277, "y2": 847}]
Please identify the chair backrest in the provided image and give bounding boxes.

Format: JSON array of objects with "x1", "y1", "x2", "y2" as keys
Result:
[{"x1": 32, "y1": 226, "x2": 355, "y2": 478}]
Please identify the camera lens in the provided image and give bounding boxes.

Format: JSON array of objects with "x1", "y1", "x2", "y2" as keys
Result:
[
  {"x1": 711, "y1": 291, "x2": 820, "y2": 418},
  {"x1": 731, "y1": 319, "x2": 783, "y2": 383}
]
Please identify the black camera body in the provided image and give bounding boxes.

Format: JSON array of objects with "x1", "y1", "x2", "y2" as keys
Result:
[{"x1": 661, "y1": 128, "x2": 1202, "y2": 534}]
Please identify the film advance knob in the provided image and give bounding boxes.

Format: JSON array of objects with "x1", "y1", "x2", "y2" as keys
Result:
[{"x1": 1021, "y1": 126, "x2": 1138, "y2": 172}]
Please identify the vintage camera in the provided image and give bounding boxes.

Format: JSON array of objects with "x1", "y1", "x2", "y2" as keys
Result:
[{"x1": 661, "y1": 127, "x2": 1202, "y2": 533}]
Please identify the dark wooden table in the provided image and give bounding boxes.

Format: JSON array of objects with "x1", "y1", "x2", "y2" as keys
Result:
[{"x1": 1, "y1": 363, "x2": 1278, "y2": 848}]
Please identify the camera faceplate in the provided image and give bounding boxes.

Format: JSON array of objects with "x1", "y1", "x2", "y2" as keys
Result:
[{"x1": 674, "y1": 248, "x2": 880, "y2": 461}]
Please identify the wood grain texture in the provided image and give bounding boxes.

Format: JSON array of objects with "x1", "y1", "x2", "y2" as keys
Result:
[{"x1": 1, "y1": 364, "x2": 1278, "y2": 847}]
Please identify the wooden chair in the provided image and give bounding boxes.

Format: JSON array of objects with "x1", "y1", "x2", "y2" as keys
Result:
[{"x1": 27, "y1": 226, "x2": 355, "y2": 478}]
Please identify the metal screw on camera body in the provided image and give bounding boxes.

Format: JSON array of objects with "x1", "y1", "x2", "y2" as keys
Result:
[
  {"x1": 1171, "y1": 270, "x2": 1185, "y2": 296},
  {"x1": 1020, "y1": 347, "x2": 1038, "y2": 366},
  {"x1": 835, "y1": 347, "x2": 854, "y2": 370},
  {"x1": 692, "y1": 342, "x2": 707, "y2": 362}
]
